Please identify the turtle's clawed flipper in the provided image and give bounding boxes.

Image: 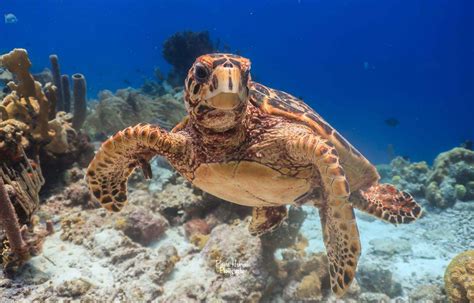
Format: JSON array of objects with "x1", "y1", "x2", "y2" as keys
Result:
[
  {"x1": 249, "y1": 206, "x2": 288, "y2": 236},
  {"x1": 86, "y1": 124, "x2": 188, "y2": 212},
  {"x1": 319, "y1": 199, "x2": 361, "y2": 297},
  {"x1": 351, "y1": 183, "x2": 422, "y2": 224}
]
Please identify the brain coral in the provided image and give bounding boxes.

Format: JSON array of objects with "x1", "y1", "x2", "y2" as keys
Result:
[{"x1": 444, "y1": 250, "x2": 474, "y2": 303}]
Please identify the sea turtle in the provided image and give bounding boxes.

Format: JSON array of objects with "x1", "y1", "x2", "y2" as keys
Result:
[{"x1": 86, "y1": 53, "x2": 422, "y2": 296}]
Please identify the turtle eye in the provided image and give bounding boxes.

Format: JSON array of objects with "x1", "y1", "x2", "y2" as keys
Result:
[{"x1": 194, "y1": 63, "x2": 209, "y2": 82}]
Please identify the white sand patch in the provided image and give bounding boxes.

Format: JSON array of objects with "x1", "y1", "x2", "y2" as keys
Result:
[
  {"x1": 27, "y1": 232, "x2": 114, "y2": 287},
  {"x1": 162, "y1": 252, "x2": 215, "y2": 295},
  {"x1": 151, "y1": 226, "x2": 193, "y2": 256},
  {"x1": 300, "y1": 205, "x2": 463, "y2": 292}
]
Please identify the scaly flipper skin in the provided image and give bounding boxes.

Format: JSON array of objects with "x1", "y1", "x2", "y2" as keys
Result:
[
  {"x1": 351, "y1": 183, "x2": 422, "y2": 224},
  {"x1": 86, "y1": 123, "x2": 189, "y2": 212},
  {"x1": 249, "y1": 206, "x2": 288, "y2": 236},
  {"x1": 287, "y1": 134, "x2": 360, "y2": 297},
  {"x1": 319, "y1": 199, "x2": 360, "y2": 296}
]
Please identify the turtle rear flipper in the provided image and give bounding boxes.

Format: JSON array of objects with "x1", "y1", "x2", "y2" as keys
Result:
[
  {"x1": 249, "y1": 206, "x2": 287, "y2": 236},
  {"x1": 351, "y1": 184, "x2": 422, "y2": 224},
  {"x1": 86, "y1": 123, "x2": 188, "y2": 212},
  {"x1": 320, "y1": 198, "x2": 361, "y2": 297}
]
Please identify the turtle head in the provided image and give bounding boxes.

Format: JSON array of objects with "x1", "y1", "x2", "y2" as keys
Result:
[{"x1": 184, "y1": 53, "x2": 251, "y2": 132}]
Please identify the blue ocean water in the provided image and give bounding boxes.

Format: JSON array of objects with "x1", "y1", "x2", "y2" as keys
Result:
[{"x1": 1, "y1": 0, "x2": 472, "y2": 164}]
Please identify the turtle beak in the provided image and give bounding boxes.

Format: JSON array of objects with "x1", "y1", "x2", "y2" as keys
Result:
[{"x1": 205, "y1": 66, "x2": 246, "y2": 110}]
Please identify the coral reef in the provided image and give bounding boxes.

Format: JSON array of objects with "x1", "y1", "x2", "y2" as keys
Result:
[
  {"x1": 0, "y1": 48, "x2": 94, "y2": 275},
  {"x1": 84, "y1": 88, "x2": 186, "y2": 137},
  {"x1": 32, "y1": 68, "x2": 53, "y2": 87},
  {"x1": 378, "y1": 147, "x2": 474, "y2": 208},
  {"x1": 426, "y1": 148, "x2": 474, "y2": 207},
  {"x1": 444, "y1": 250, "x2": 474, "y2": 303},
  {"x1": 0, "y1": 49, "x2": 93, "y2": 168},
  {"x1": 377, "y1": 156, "x2": 431, "y2": 197},
  {"x1": 162, "y1": 31, "x2": 216, "y2": 86}
]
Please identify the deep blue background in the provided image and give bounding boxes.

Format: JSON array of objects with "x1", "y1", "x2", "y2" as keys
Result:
[{"x1": 1, "y1": 0, "x2": 473, "y2": 164}]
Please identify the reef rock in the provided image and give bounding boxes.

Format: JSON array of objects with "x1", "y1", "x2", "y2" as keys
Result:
[
  {"x1": 426, "y1": 148, "x2": 474, "y2": 207},
  {"x1": 357, "y1": 262, "x2": 402, "y2": 298},
  {"x1": 201, "y1": 222, "x2": 269, "y2": 302},
  {"x1": 56, "y1": 278, "x2": 93, "y2": 297},
  {"x1": 84, "y1": 88, "x2": 185, "y2": 137},
  {"x1": 358, "y1": 292, "x2": 391, "y2": 303},
  {"x1": 63, "y1": 179, "x2": 92, "y2": 208},
  {"x1": 116, "y1": 206, "x2": 169, "y2": 246},
  {"x1": 378, "y1": 157, "x2": 431, "y2": 197},
  {"x1": 409, "y1": 284, "x2": 446, "y2": 302},
  {"x1": 279, "y1": 251, "x2": 330, "y2": 302}
]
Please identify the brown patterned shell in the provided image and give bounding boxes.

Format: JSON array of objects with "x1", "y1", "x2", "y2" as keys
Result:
[{"x1": 249, "y1": 81, "x2": 380, "y2": 190}]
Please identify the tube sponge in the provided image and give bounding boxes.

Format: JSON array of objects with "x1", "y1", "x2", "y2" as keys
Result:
[
  {"x1": 49, "y1": 54, "x2": 64, "y2": 111},
  {"x1": 72, "y1": 73, "x2": 86, "y2": 131},
  {"x1": 61, "y1": 74, "x2": 71, "y2": 113},
  {"x1": 0, "y1": 177, "x2": 28, "y2": 269}
]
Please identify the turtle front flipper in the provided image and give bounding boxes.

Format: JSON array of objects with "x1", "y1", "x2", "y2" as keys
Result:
[
  {"x1": 86, "y1": 123, "x2": 189, "y2": 212},
  {"x1": 351, "y1": 183, "x2": 422, "y2": 224},
  {"x1": 287, "y1": 134, "x2": 359, "y2": 297},
  {"x1": 319, "y1": 199, "x2": 360, "y2": 296},
  {"x1": 249, "y1": 206, "x2": 288, "y2": 236}
]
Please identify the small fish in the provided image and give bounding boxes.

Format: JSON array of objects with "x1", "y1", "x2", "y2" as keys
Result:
[
  {"x1": 384, "y1": 117, "x2": 399, "y2": 127},
  {"x1": 123, "y1": 79, "x2": 132, "y2": 85},
  {"x1": 363, "y1": 61, "x2": 375, "y2": 71},
  {"x1": 4, "y1": 13, "x2": 18, "y2": 24}
]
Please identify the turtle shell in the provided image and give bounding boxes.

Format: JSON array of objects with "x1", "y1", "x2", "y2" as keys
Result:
[{"x1": 249, "y1": 81, "x2": 379, "y2": 191}]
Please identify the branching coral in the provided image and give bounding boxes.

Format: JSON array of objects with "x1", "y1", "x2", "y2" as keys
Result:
[{"x1": 444, "y1": 250, "x2": 474, "y2": 303}]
